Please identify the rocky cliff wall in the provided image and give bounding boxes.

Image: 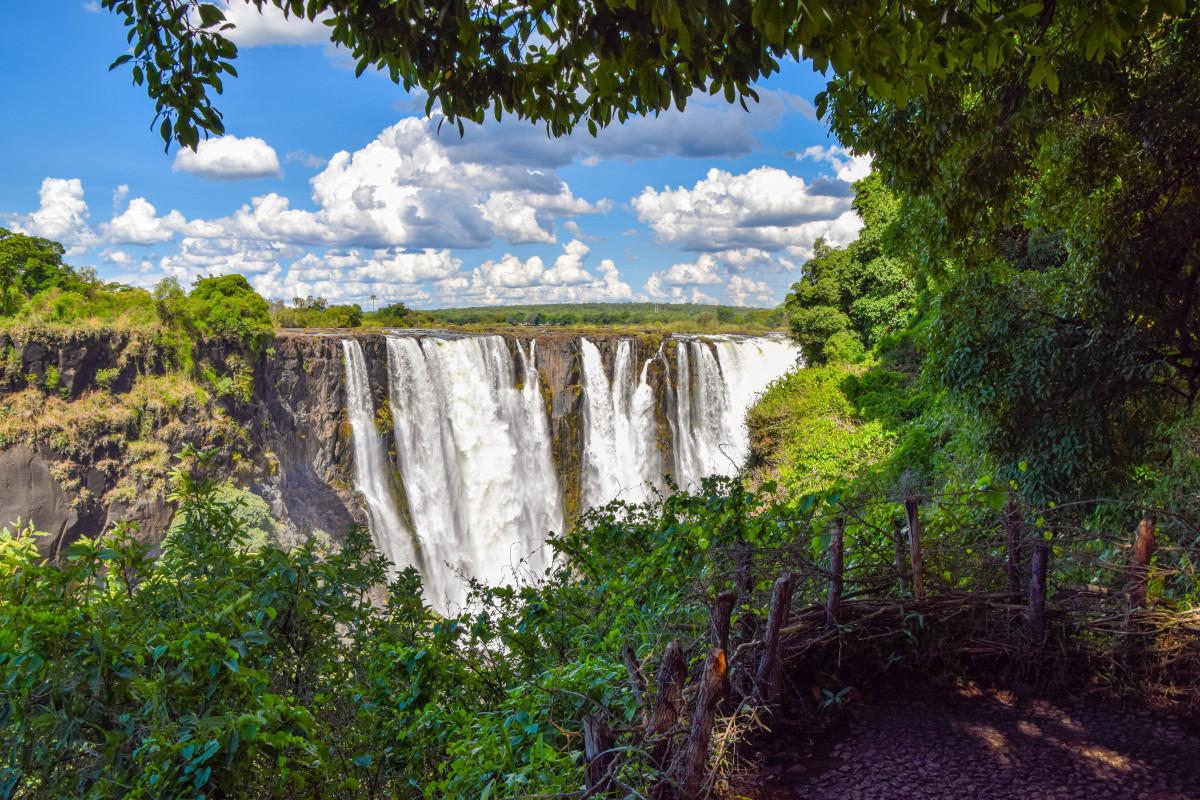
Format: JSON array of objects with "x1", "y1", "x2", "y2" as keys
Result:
[{"x1": 0, "y1": 328, "x2": 666, "y2": 554}]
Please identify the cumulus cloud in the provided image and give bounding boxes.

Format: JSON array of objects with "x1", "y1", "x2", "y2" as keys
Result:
[
  {"x1": 444, "y1": 239, "x2": 632, "y2": 305},
  {"x1": 216, "y1": 1, "x2": 333, "y2": 47},
  {"x1": 173, "y1": 135, "x2": 282, "y2": 180},
  {"x1": 641, "y1": 249, "x2": 795, "y2": 308},
  {"x1": 300, "y1": 118, "x2": 605, "y2": 248},
  {"x1": 103, "y1": 198, "x2": 188, "y2": 244},
  {"x1": 9, "y1": 178, "x2": 96, "y2": 251},
  {"x1": 798, "y1": 145, "x2": 873, "y2": 183},
  {"x1": 726, "y1": 275, "x2": 775, "y2": 306},
  {"x1": 653, "y1": 254, "x2": 724, "y2": 286},
  {"x1": 252, "y1": 248, "x2": 459, "y2": 304},
  {"x1": 642, "y1": 275, "x2": 719, "y2": 305},
  {"x1": 632, "y1": 166, "x2": 862, "y2": 253}
]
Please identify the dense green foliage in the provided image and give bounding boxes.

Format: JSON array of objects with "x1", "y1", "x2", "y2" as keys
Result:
[
  {"x1": 0, "y1": 229, "x2": 156, "y2": 329},
  {"x1": 785, "y1": 175, "x2": 916, "y2": 365},
  {"x1": 821, "y1": 9, "x2": 1200, "y2": 502},
  {"x1": 184, "y1": 275, "x2": 273, "y2": 351},
  {"x1": 0, "y1": 450, "x2": 825, "y2": 799},
  {"x1": 102, "y1": 1, "x2": 1176, "y2": 150},
  {"x1": 273, "y1": 296, "x2": 365, "y2": 329}
]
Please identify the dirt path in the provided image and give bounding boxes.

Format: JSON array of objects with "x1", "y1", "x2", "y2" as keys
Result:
[{"x1": 752, "y1": 690, "x2": 1200, "y2": 799}]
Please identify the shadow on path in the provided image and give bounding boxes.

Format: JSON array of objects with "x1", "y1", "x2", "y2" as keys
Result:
[{"x1": 750, "y1": 689, "x2": 1200, "y2": 799}]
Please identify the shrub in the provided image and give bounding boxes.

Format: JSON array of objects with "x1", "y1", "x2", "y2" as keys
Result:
[
  {"x1": 186, "y1": 275, "x2": 273, "y2": 351},
  {"x1": 95, "y1": 367, "x2": 120, "y2": 392}
]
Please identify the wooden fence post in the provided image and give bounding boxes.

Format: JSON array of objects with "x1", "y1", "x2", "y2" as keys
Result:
[
  {"x1": 583, "y1": 715, "x2": 615, "y2": 793},
  {"x1": 1028, "y1": 537, "x2": 1049, "y2": 639},
  {"x1": 734, "y1": 541, "x2": 755, "y2": 640},
  {"x1": 647, "y1": 641, "x2": 686, "y2": 767},
  {"x1": 679, "y1": 648, "x2": 727, "y2": 800},
  {"x1": 754, "y1": 572, "x2": 796, "y2": 703},
  {"x1": 1129, "y1": 516, "x2": 1156, "y2": 608},
  {"x1": 904, "y1": 498, "x2": 925, "y2": 599},
  {"x1": 621, "y1": 643, "x2": 648, "y2": 726},
  {"x1": 825, "y1": 518, "x2": 844, "y2": 627},
  {"x1": 711, "y1": 590, "x2": 736, "y2": 700},
  {"x1": 1004, "y1": 494, "x2": 1024, "y2": 597},
  {"x1": 893, "y1": 520, "x2": 909, "y2": 595}
]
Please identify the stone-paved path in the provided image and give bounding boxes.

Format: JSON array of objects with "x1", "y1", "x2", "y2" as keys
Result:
[{"x1": 754, "y1": 691, "x2": 1200, "y2": 799}]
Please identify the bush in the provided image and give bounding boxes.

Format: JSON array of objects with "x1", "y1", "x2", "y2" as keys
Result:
[
  {"x1": 95, "y1": 367, "x2": 120, "y2": 392},
  {"x1": 822, "y1": 330, "x2": 866, "y2": 364},
  {"x1": 186, "y1": 275, "x2": 273, "y2": 350}
]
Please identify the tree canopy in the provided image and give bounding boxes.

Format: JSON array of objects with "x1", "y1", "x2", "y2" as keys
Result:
[{"x1": 103, "y1": 1, "x2": 1185, "y2": 150}]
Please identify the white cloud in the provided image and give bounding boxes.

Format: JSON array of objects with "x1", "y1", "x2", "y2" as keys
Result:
[
  {"x1": 726, "y1": 275, "x2": 775, "y2": 306},
  {"x1": 303, "y1": 118, "x2": 605, "y2": 248},
  {"x1": 103, "y1": 198, "x2": 188, "y2": 244},
  {"x1": 9, "y1": 178, "x2": 96, "y2": 252},
  {"x1": 444, "y1": 239, "x2": 632, "y2": 305},
  {"x1": 643, "y1": 275, "x2": 719, "y2": 305},
  {"x1": 7, "y1": 111, "x2": 616, "y2": 308},
  {"x1": 216, "y1": 1, "x2": 332, "y2": 47},
  {"x1": 654, "y1": 254, "x2": 724, "y2": 286},
  {"x1": 632, "y1": 166, "x2": 861, "y2": 253},
  {"x1": 173, "y1": 135, "x2": 282, "y2": 181},
  {"x1": 157, "y1": 237, "x2": 304, "y2": 285},
  {"x1": 250, "y1": 248, "x2": 459, "y2": 303},
  {"x1": 799, "y1": 145, "x2": 873, "y2": 183},
  {"x1": 641, "y1": 249, "x2": 794, "y2": 307},
  {"x1": 715, "y1": 247, "x2": 797, "y2": 273}
]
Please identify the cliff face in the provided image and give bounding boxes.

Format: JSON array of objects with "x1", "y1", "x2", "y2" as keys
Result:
[
  {"x1": 0, "y1": 328, "x2": 679, "y2": 554},
  {"x1": 0, "y1": 329, "x2": 359, "y2": 554}
]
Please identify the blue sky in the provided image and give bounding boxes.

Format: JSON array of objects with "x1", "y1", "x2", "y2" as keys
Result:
[{"x1": 1, "y1": 1, "x2": 868, "y2": 309}]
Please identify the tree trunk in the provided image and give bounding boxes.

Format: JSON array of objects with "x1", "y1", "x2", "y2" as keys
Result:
[
  {"x1": 679, "y1": 648, "x2": 727, "y2": 799},
  {"x1": 755, "y1": 572, "x2": 795, "y2": 703},
  {"x1": 904, "y1": 497, "x2": 925, "y2": 599},
  {"x1": 825, "y1": 518, "x2": 844, "y2": 627}
]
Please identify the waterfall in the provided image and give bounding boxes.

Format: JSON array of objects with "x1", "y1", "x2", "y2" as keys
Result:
[
  {"x1": 340, "y1": 339, "x2": 420, "y2": 573},
  {"x1": 341, "y1": 330, "x2": 796, "y2": 609},
  {"x1": 579, "y1": 339, "x2": 661, "y2": 508},
  {"x1": 674, "y1": 336, "x2": 800, "y2": 487},
  {"x1": 384, "y1": 334, "x2": 562, "y2": 610}
]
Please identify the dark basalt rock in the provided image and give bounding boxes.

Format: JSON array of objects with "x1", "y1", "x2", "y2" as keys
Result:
[{"x1": 0, "y1": 327, "x2": 684, "y2": 552}]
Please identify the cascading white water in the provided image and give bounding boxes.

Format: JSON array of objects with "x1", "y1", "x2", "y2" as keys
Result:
[
  {"x1": 342, "y1": 331, "x2": 796, "y2": 608},
  {"x1": 384, "y1": 334, "x2": 562, "y2": 610},
  {"x1": 674, "y1": 336, "x2": 800, "y2": 487},
  {"x1": 579, "y1": 339, "x2": 661, "y2": 508},
  {"x1": 341, "y1": 339, "x2": 421, "y2": 573}
]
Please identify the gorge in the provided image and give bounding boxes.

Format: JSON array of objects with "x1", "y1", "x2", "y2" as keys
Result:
[{"x1": 0, "y1": 328, "x2": 799, "y2": 610}]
